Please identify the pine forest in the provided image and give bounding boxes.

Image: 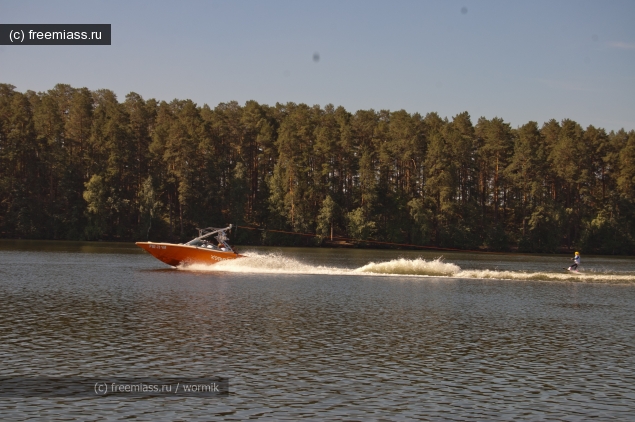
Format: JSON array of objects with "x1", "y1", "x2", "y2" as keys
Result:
[{"x1": 1, "y1": 83, "x2": 635, "y2": 254}]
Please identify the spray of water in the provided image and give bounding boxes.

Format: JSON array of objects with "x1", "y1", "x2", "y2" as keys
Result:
[
  {"x1": 179, "y1": 252, "x2": 635, "y2": 283},
  {"x1": 354, "y1": 257, "x2": 460, "y2": 276}
]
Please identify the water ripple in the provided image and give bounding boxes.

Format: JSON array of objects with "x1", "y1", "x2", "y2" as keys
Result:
[{"x1": 0, "y1": 247, "x2": 634, "y2": 419}]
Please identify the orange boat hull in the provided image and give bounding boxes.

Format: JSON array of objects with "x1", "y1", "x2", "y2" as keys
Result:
[{"x1": 136, "y1": 242, "x2": 243, "y2": 267}]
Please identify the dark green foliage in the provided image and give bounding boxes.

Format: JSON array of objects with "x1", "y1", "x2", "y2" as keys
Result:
[
  {"x1": 580, "y1": 209, "x2": 634, "y2": 254},
  {"x1": 484, "y1": 224, "x2": 511, "y2": 252},
  {"x1": 0, "y1": 83, "x2": 634, "y2": 254},
  {"x1": 317, "y1": 195, "x2": 339, "y2": 241}
]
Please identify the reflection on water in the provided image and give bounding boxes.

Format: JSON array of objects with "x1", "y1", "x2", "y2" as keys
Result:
[
  {"x1": 1, "y1": 241, "x2": 635, "y2": 419},
  {"x1": 0, "y1": 239, "x2": 141, "y2": 255}
]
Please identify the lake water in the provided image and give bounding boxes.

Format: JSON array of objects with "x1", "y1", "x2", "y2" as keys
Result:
[{"x1": 1, "y1": 240, "x2": 635, "y2": 420}]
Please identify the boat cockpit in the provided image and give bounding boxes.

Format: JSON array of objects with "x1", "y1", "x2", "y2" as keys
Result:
[{"x1": 185, "y1": 225, "x2": 235, "y2": 252}]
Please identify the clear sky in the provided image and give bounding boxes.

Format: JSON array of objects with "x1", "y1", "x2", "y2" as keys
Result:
[{"x1": 1, "y1": 0, "x2": 634, "y2": 131}]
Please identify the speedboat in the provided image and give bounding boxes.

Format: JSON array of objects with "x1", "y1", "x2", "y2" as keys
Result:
[{"x1": 136, "y1": 225, "x2": 243, "y2": 267}]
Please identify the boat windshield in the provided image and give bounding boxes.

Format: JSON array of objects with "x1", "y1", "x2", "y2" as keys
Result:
[{"x1": 185, "y1": 226, "x2": 234, "y2": 252}]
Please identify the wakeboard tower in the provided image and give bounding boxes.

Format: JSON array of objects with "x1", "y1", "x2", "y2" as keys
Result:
[{"x1": 136, "y1": 225, "x2": 243, "y2": 267}]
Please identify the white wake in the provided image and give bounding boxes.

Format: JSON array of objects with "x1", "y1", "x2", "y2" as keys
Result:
[{"x1": 180, "y1": 251, "x2": 635, "y2": 283}]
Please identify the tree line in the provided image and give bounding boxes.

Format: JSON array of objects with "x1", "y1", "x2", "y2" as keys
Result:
[{"x1": 1, "y1": 83, "x2": 634, "y2": 254}]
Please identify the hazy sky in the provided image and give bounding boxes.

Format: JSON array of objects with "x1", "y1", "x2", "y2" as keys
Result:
[{"x1": 2, "y1": 0, "x2": 634, "y2": 131}]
